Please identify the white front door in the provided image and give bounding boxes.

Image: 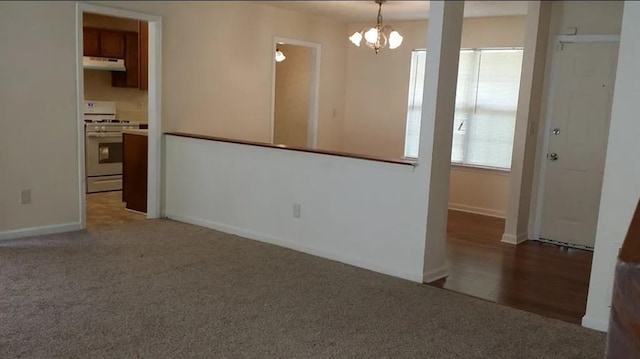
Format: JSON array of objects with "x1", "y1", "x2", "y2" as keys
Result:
[{"x1": 539, "y1": 41, "x2": 619, "y2": 248}]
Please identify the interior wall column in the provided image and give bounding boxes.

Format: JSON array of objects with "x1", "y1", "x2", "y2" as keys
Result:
[
  {"x1": 584, "y1": 0, "x2": 640, "y2": 332},
  {"x1": 420, "y1": 0, "x2": 465, "y2": 282},
  {"x1": 502, "y1": 1, "x2": 552, "y2": 245}
]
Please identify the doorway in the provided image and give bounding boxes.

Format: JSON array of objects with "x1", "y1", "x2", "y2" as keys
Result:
[
  {"x1": 270, "y1": 37, "x2": 320, "y2": 148},
  {"x1": 76, "y1": 3, "x2": 162, "y2": 229},
  {"x1": 535, "y1": 38, "x2": 620, "y2": 249}
]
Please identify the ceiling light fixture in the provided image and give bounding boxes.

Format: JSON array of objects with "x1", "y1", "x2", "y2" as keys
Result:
[
  {"x1": 349, "y1": 0, "x2": 403, "y2": 54},
  {"x1": 275, "y1": 49, "x2": 286, "y2": 62}
]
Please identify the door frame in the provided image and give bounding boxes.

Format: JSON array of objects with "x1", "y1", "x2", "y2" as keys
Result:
[
  {"x1": 531, "y1": 35, "x2": 620, "y2": 241},
  {"x1": 269, "y1": 36, "x2": 321, "y2": 148},
  {"x1": 75, "y1": 2, "x2": 163, "y2": 227}
]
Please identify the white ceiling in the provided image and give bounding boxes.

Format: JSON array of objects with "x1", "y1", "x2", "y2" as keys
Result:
[{"x1": 262, "y1": 1, "x2": 528, "y2": 22}]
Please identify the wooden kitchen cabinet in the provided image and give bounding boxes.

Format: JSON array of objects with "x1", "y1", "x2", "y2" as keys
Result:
[
  {"x1": 83, "y1": 24, "x2": 148, "y2": 90},
  {"x1": 112, "y1": 32, "x2": 139, "y2": 88},
  {"x1": 138, "y1": 21, "x2": 149, "y2": 91},
  {"x1": 122, "y1": 131, "x2": 148, "y2": 213},
  {"x1": 100, "y1": 30, "x2": 125, "y2": 58},
  {"x1": 83, "y1": 27, "x2": 124, "y2": 58},
  {"x1": 83, "y1": 27, "x2": 101, "y2": 57}
]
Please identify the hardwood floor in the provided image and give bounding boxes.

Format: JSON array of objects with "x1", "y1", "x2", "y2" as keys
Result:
[
  {"x1": 86, "y1": 191, "x2": 146, "y2": 229},
  {"x1": 430, "y1": 210, "x2": 594, "y2": 325}
]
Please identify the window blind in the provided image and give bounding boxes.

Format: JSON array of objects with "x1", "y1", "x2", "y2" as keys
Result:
[{"x1": 404, "y1": 48, "x2": 523, "y2": 169}]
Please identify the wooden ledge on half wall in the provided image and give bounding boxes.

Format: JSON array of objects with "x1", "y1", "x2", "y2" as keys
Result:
[
  {"x1": 165, "y1": 132, "x2": 417, "y2": 167},
  {"x1": 606, "y1": 198, "x2": 640, "y2": 358}
]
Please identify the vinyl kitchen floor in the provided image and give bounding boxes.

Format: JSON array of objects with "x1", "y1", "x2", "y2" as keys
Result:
[{"x1": 86, "y1": 191, "x2": 145, "y2": 229}]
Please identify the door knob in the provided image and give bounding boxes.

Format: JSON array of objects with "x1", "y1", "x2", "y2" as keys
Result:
[
  {"x1": 552, "y1": 128, "x2": 561, "y2": 135},
  {"x1": 547, "y1": 153, "x2": 559, "y2": 161}
]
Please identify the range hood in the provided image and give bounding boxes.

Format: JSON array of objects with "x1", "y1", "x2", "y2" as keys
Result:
[{"x1": 83, "y1": 56, "x2": 126, "y2": 72}]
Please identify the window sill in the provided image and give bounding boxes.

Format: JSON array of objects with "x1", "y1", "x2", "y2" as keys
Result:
[
  {"x1": 451, "y1": 163, "x2": 511, "y2": 174},
  {"x1": 401, "y1": 157, "x2": 511, "y2": 174}
]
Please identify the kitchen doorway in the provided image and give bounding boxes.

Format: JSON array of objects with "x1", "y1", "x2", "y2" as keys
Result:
[
  {"x1": 270, "y1": 37, "x2": 320, "y2": 148},
  {"x1": 76, "y1": 3, "x2": 162, "y2": 229}
]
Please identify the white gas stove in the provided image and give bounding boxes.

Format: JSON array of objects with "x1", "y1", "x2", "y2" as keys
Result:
[{"x1": 84, "y1": 101, "x2": 140, "y2": 193}]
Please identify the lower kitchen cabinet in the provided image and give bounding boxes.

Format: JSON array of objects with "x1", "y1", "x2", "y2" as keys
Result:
[{"x1": 122, "y1": 131, "x2": 148, "y2": 213}]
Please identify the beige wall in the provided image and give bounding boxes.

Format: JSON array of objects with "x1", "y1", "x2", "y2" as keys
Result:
[
  {"x1": 273, "y1": 44, "x2": 311, "y2": 147},
  {"x1": 449, "y1": 167, "x2": 510, "y2": 218},
  {"x1": 552, "y1": 0, "x2": 624, "y2": 35},
  {"x1": 0, "y1": 1, "x2": 348, "y2": 233},
  {"x1": 99, "y1": 1, "x2": 348, "y2": 151},
  {"x1": 343, "y1": 16, "x2": 526, "y2": 217},
  {"x1": 0, "y1": 1, "x2": 79, "y2": 232}
]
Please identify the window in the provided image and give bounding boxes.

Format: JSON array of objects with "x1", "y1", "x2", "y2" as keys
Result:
[{"x1": 404, "y1": 48, "x2": 524, "y2": 170}]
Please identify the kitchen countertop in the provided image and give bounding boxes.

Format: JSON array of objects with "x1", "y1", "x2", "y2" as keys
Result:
[{"x1": 123, "y1": 129, "x2": 148, "y2": 136}]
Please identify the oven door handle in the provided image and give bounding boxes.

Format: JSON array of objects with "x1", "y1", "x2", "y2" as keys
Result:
[{"x1": 87, "y1": 132, "x2": 122, "y2": 138}]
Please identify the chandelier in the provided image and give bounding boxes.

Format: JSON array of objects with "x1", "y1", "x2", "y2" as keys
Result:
[{"x1": 348, "y1": 0, "x2": 403, "y2": 54}]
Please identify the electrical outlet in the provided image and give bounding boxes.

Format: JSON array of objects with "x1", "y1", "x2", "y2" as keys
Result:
[
  {"x1": 293, "y1": 204, "x2": 301, "y2": 218},
  {"x1": 21, "y1": 189, "x2": 31, "y2": 204}
]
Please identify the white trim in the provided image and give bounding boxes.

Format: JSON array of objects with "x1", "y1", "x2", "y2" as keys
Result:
[
  {"x1": 581, "y1": 315, "x2": 609, "y2": 332},
  {"x1": 270, "y1": 36, "x2": 321, "y2": 148},
  {"x1": 166, "y1": 213, "x2": 424, "y2": 283},
  {"x1": 448, "y1": 204, "x2": 506, "y2": 218},
  {"x1": 423, "y1": 266, "x2": 449, "y2": 283},
  {"x1": 451, "y1": 163, "x2": 511, "y2": 174},
  {"x1": 147, "y1": 13, "x2": 163, "y2": 219},
  {"x1": 501, "y1": 232, "x2": 528, "y2": 245},
  {"x1": 556, "y1": 35, "x2": 621, "y2": 44},
  {"x1": 75, "y1": 7, "x2": 87, "y2": 229},
  {"x1": 0, "y1": 223, "x2": 83, "y2": 241},
  {"x1": 76, "y1": 3, "x2": 163, "y2": 226},
  {"x1": 532, "y1": 36, "x2": 620, "y2": 241}
]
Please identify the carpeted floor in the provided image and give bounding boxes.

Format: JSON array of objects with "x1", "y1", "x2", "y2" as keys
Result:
[{"x1": 0, "y1": 220, "x2": 605, "y2": 358}]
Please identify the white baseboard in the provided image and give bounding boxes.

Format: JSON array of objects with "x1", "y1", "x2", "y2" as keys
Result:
[
  {"x1": 448, "y1": 204, "x2": 505, "y2": 219},
  {"x1": 0, "y1": 222, "x2": 83, "y2": 241},
  {"x1": 501, "y1": 232, "x2": 528, "y2": 245},
  {"x1": 423, "y1": 266, "x2": 448, "y2": 283},
  {"x1": 166, "y1": 213, "x2": 424, "y2": 283},
  {"x1": 582, "y1": 315, "x2": 609, "y2": 332}
]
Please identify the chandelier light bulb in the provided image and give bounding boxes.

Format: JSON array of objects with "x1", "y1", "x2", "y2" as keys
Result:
[
  {"x1": 388, "y1": 31, "x2": 403, "y2": 49},
  {"x1": 275, "y1": 50, "x2": 286, "y2": 62},
  {"x1": 349, "y1": 32, "x2": 363, "y2": 46},
  {"x1": 364, "y1": 27, "x2": 379, "y2": 44}
]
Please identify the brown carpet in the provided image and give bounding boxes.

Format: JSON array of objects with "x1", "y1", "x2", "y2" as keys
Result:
[{"x1": 0, "y1": 219, "x2": 605, "y2": 358}]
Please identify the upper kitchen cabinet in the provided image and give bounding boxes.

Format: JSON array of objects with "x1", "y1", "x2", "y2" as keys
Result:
[
  {"x1": 138, "y1": 21, "x2": 148, "y2": 91},
  {"x1": 83, "y1": 27, "x2": 124, "y2": 59},
  {"x1": 83, "y1": 27, "x2": 101, "y2": 57},
  {"x1": 100, "y1": 30, "x2": 125, "y2": 59},
  {"x1": 110, "y1": 22, "x2": 148, "y2": 90},
  {"x1": 112, "y1": 32, "x2": 139, "y2": 88},
  {"x1": 83, "y1": 22, "x2": 148, "y2": 91}
]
